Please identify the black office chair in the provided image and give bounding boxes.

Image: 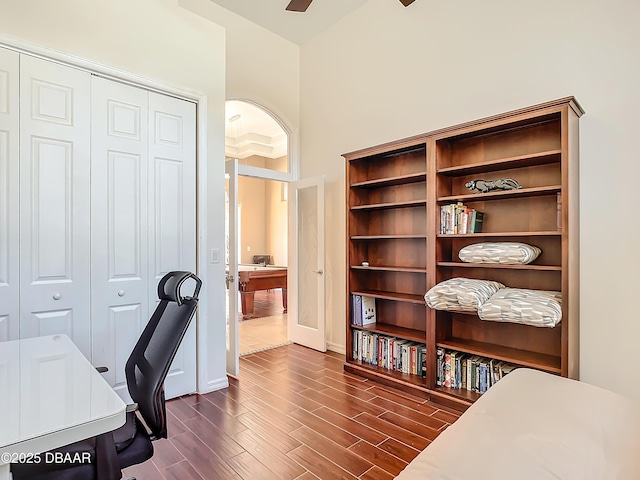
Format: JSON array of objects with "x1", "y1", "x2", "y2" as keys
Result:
[{"x1": 12, "y1": 271, "x2": 202, "y2": 480}]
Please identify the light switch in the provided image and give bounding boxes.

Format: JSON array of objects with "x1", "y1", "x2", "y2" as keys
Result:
[{"x1": 210, "y1": 248, "x2": 220, "y2": 264}]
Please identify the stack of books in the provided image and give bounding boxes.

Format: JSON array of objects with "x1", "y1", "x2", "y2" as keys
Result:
[
  {"x1": 353, "y1": 331, "x2": 426, "y2": 377},
  {"x1": 436, "y1": 347, "x2": 517, "y2": 393},
  {"x1": 440, "y1": 202, "x2": 484, "y2": 234}
]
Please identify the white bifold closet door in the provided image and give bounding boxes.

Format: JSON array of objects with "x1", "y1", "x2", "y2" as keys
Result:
[
  {"x1": 19, "y1": 55, "x2": 92, "y2": 357},
  {"x1": 0, "y1": 48, "x2": 19, "y2": 342},
  {"x1": 91, "y1": 77, "x2": 197, "y2": 400}
]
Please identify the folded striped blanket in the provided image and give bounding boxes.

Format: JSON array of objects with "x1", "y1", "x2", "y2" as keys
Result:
[
  {"x1": 458, "y1": 242, "x2": 541, "y2": 265},
  {"x1": 478, "y1": 288, "x2": 562, "y2": 327},
  {"x1": 424, "y1": 278, "x2": 505, "y2": 312}
]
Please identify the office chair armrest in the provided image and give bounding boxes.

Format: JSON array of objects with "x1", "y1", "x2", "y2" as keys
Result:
[
  {"x1": 95, "y1": 366, "x2": 109, "y2": 373},
  {"x1": 126, "y1": 403, "x2": 139, "y2": 413}
]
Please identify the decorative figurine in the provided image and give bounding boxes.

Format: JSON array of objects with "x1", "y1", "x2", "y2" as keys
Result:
[{"x1": 465, "y1": 178, "x2": 522, "y2": 193}]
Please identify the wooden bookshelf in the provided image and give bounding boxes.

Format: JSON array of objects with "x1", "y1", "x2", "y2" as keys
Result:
[{"x1": 343, "y1": 97, "x2": 582, "y2": 409}]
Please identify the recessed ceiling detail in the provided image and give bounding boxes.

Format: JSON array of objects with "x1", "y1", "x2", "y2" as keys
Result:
[{"x1": 225, "y1": 100, "x2": 287, "y2": 160}]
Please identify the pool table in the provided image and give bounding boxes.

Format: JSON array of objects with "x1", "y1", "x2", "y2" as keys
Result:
[{"x1": 238, "y1": 265, "x2": 287, "y2": 318}]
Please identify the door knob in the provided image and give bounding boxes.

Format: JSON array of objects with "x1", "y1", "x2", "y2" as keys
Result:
[
  {"x1": 118, "y1": 290, "x2": 125, "y2": 297},
  {"x1": 53, "y1": 293, "x2": 61, "y2": 300}
]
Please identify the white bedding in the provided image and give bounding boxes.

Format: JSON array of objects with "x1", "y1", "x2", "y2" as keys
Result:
[{"x1": 395, "y1": 369, "x2": 640, "y2": 480}]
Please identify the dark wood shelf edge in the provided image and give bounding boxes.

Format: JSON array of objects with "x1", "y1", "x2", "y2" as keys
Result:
[
  {"x1": 351, "y1": 265, "x2": 427, "y2": 273},
  {"x1": 352, "y1": 290, "x2": 426, "y2": 304},
  {"x1": 350, "y1": 323, "x2": 426, "y2": 343},
  {"x1": 351, "y1": 172, "x2": 427, "y2": 188},
  {"x1": 436, "y1": 262, "x2": 562, "y2": 271},
  {"x1": 436, "y1": 150, "x2": 561, "y2": 176},
  {"x1": 438, "y1": 185, "x2": 561, "y2": 203},
  {"x1": 437, "y1": 339, "x2": 562, "y2": 374},
  {"x1": 437, "y1": 231, "x2": 561, "y2": 238},
  {"x1": 351, "y1": 200, "x2": 427, "y2": 210},
  {"x1": 344, "y1": 362, "x2": 471, "y2": 411}
]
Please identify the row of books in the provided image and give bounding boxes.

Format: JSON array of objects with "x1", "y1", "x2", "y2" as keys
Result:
[
  {"x1": 436, "y1": 348, "x2": 517, "y2": 394},
  {"x1": 351, "y1": 294, "x2": 377, "y2": 326},
  {"x1": 353, "y1": 330, "x2": 426, "y2": 376},
  {"x1": 440, "y1": 202, "x2": 484, "y2": 234}
]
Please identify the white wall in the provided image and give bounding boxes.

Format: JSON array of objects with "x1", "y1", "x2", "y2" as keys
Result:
[
  {"x1": 0, "y1": 0, "x2": 229, "y2": 392},
  {"x1": 300, "y1": 0, "x2": 640, "y2": 399}
]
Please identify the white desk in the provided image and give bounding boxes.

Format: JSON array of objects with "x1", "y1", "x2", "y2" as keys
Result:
[{"x1": 0, "y1": 335, "x2": 126, "y2": 480}]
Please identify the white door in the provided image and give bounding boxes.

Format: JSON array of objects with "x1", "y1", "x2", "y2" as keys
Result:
[
  {"x1": 225, "y1": 158, "x2": 239, "y2": 376},
  {"x1": 19, "y1": 55, "x2": 92, "y2": 357},
  {"x1": 148, "y1": 92, "x2": 197, "y2": 398},
  {"x1": 288, "y1": 177, "x2": 326, "y2": 351},
  {"x1": 91, "y1": 77, "x2": 150, "y2": 400},
  {"x1": 0, "y1": 47, "x2": 19, "y2": 342}
]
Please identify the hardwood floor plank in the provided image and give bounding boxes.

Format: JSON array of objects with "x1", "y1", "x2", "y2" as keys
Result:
[
  {"x1": 226, "y1": 450, "x2": 283, "y2": 480},
  {"x1": 236, "y1": 411, "x2": 302, "y2": 453},
  {"x1": 347, "y1": 440, "x2": 408, "y2": 477},
  {"x1": 431, "y1": 408, "x2": 461, "y2": 424},
  {"x1": 139, "y1": 345, "x2": 459, "y2": 480},
  {"x1": 149, "y1": 438, "x2": 185, "y2": 470},
  {"x1": 377, "y1": 438, "x2": 422, "y2": 463},
  {"x1": 182, "y1": 416, "x2": 246, "y2": 460},
  {"x1": 163, "y1": 460, "x2": 205, "y2": 480},
  {"x1": 170, "y1": 431, "x2": 241, "y2": 479},
  {"x1": 290, "y1": 426, "x2": 373, "y2": 476},
  {"x1": 310, "y1": 407, "x2": 387, "y2": 446},
  {"x1": 287, "y1": 444, "x2": 359, "y2": 480},
  {"x1": 353, "y1": 413, "x2": 432, "y2": 450},
  {"x1": 296, "y1": 388, "x2": 386, "y2": 418},
  {"x1": 122, "y1": 459, "x2": 165, "y2": 480},
  {"x1": 359, "y1": 466, "x2": 395, "y2": 480},
  {"x1": 379, "y1": 411, "x2": 444, "y2": 440},
  {"x1": 234, "y1": 428, "x2": 307, "y2": 480}
]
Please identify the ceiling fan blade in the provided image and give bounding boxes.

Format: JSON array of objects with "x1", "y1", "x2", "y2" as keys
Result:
[
  {"x1": 286, "y1": 0, "x2": 313, "y2": 12},
  {"x1": 399, "y1": 0, "x2": 416, "y2": 6}
]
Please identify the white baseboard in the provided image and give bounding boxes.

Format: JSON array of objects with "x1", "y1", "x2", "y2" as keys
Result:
[
  {"x1": 199, "y1": 376, "x2": 229, "y2": 394},
  {"x1": 327, "y1": 341, "x2": 345, "y2": 355}
]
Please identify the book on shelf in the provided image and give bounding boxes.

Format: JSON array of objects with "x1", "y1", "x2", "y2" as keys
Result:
[
  {"x1": 440, "y1": 202, "x2": 484, "y2": 234},
  {"x1": 361, "y1": 295, "x2": 377, "y2": 326},
  {"x1": 351, "y1": 294, "x2": 363, "y2": 325},
  {"x1": 436, "y1": 348, "x2": 519, "y2": 394},
  {"x1": 352, "y1": 330, "x2": 426, "y2": 377}
]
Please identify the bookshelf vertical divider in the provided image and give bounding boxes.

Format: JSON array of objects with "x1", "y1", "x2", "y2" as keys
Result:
[{"x1": 343, "y1": 98, "x2": 583, "y2": 410}]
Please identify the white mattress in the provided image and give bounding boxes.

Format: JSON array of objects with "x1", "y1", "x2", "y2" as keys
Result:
[{"x1": 395, "y1": 369, "x2": 640, "y2": 480}]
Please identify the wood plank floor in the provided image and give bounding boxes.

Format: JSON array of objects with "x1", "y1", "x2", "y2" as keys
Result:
[{"x1": 124, "y1": 344, "x2": 461, "y2": 480}]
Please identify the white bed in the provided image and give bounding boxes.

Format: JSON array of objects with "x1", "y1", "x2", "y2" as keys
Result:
[{"x1": 395, "y1": 369, "x2": 640, "y2": 480}]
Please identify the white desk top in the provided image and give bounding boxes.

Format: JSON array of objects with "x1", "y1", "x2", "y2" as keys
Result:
[{"x1": 0, "y1": 334, "x2": 126, "y2": 458}]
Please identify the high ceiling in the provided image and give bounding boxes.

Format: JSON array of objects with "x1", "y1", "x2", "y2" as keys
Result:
[{"x1": 208, "y1": 0, "x2": 369, "y2": 45}]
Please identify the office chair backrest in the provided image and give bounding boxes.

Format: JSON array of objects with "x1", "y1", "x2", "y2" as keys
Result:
[{"x1": 125, "y1": 271, "x2": 202, "y2": 440}]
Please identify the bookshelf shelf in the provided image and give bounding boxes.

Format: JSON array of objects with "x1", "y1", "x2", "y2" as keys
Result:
[
  {"x1": 351, "y1": 199, "x2": 427, "y2": 210},
  {"x1": 436, "y1": 262, "x2": 561, "y2": 271},
  {"x1": 351, "y1": 234, "x2": 427, "y2": 240},
  {"x1": 436, "y1": 338, "x2": 562, "y2": 373},
  {"x1": 351, "y1": 172, "x2": 427, "y2": 188},
  {"x1": 344, "y1": 97, "x2": 581, "y2": 409},
  {"x1": 350, "y1": 323, "x2": 426, "y2": 343},
  {"x1": 351, "y1": 265, "x2": 427, "y2": 273},
  {"x1": 351, "y1": 289, "x2": 426, "y2": 304},
  {"x1": 436, "y1": 150, "x2": 561, "y2": 176},
  {"x1": 437, "y1": 185, "x2": 561, "y2": 203},
  {"x1": 437, "y1": 231, "x2": 561, "y2": 238}
]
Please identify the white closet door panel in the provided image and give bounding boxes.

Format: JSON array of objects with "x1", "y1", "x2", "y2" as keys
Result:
[
  {"x1": 19, "y1": 55, "x2": 91, "y2": 357},
  {"x1": 91, "y1": 77, "x2": 149, "y2": 400},
  {"x1": 0, "y1": 47, "x2": 19, "y2": 342},
  {"x1": 148, "y1": 92, "x2": 196, "y2": 399}
]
